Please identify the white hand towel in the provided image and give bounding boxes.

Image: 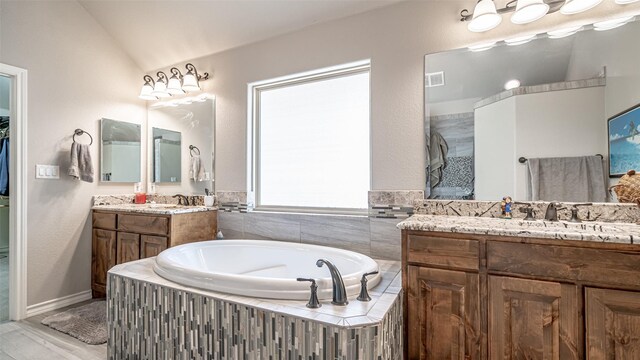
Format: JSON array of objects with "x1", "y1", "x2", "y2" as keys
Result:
[
  {"x1": 190, "y1": 155, "x2": 206, "y2": 182},
  {"x1": 68, "y1": 142, "x2": 94, "y2": 183}
]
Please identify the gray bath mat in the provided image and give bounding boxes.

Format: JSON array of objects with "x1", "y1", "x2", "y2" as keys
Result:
[{"x1": 41, "y1": 301, "x2": 107, "y2": 345}]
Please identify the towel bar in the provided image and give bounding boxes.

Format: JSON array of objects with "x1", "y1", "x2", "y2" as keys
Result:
[
  {"x1": 73, "y1": 128, "x2": 93, "y2": 145},
  {"x1": 189, "y1": 145, "x2": 200, "y2": 157},
  {"x1": 519, "y1": 154, "x2": 603, "y2": 164}
]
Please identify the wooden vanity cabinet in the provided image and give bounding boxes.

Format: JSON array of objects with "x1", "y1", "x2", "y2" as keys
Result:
[
  {"x1": 402, "y1": 230, "x2": 640, "y2": 360},
  {"x1": 92, "y1": 210, "x2": 217, "y2": 298}
]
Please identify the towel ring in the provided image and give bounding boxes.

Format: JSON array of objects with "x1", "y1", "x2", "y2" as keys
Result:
[
  {"x1": 73, "y1": 129, "x2": 93, "y2": 145},
  {"x1": 189, "y1": 145, "x2": 200, "y2": 157}
]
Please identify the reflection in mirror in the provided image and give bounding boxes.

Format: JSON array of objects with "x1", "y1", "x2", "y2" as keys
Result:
[
  {"x1": 148, "y1": 97, "x2": 215, "y2": 194},
  {"x1": 152, "y1": 128, "x2": 181, "y2": 183},
  {"x1": 100, "y1": 118, "x2": 141, "y2": 182},
  {"x1": 424, "y1": 19, "x2": 640, "y2": 203}
]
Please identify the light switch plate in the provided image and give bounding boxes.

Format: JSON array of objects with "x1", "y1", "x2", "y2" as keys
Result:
[{"x1": 36, "y1": 164, "x2": 60, "y2": 179}]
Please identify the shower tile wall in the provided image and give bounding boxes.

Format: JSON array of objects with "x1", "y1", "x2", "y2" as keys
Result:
[{"x1": 430, "y1": 112, "x2": 474, "y2": 199}]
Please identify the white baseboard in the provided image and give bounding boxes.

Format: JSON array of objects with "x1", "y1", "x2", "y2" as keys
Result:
[{"x1": 26, "y1": 290, "x2": 93, "y2": 318}]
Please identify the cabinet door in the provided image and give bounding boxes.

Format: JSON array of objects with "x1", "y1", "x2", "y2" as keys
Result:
[
  {"x1": 488, "y1": 276, "x2": 580, "y2": 360},
  {"x1": 116, "y1": 232, "x2": 140, "y2": 264},
  {"x1": 586, "y1": 288, "x2": 640, "y2": 359},
  {"x1": 407, "y1": 266, "x2": 481, "y2": 360},
  {"x1": 140, "y1": 235, "x2": 167, "y2": 259},
  {"x1": 92, "y1": 229, "x2": 116, "y2": 295}
]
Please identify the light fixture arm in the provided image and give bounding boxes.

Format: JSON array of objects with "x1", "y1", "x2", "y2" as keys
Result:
[
  {"x1": 143, "y1": 74, "x2": 155, "y2": 86},
  {"x1": 156, "y1": 71, "x2": 169, "y2": 83},
  {"x1": 185, "y1": 63, "x2": 210, "y2": 81},
  {"x1": 170, "y1": 67, "x2": 183, "y2": 79},
  {"x1": 461, "y1": 0, "x2": 565, "y2": 21}
]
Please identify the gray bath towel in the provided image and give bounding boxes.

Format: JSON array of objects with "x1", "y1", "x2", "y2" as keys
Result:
[
  {"x1": 430, "y1": 131, "x2": 448, "y2": 188},
  {"x1": 68, "y1": 142, "x2": 94, "y2": 183},
  {"x1": 527, "y1": 156, "x2": 607, "y2": 202}
]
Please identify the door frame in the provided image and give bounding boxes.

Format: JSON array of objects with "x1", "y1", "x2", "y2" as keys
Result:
[{"x1": 0, "y1": 63, "x2": 28, "y2": 321}]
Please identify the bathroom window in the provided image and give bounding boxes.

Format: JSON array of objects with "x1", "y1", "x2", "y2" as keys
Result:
[{"x1": 249, "y1": 61, "x2": 371, "y2": 213}]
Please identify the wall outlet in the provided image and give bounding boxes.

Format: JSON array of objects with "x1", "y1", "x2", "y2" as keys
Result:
[{"x1": 36, "y1": 164, "x2": 60, "y2": 179}]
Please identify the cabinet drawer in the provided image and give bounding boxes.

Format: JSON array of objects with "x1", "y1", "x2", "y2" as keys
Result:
[
  {"x1": 92, "y1": 212, "x2": 116, "y2": 230},
  {"x1": 488, "y1": 241, "x2": 640, "y2": 288},
  {"x1": 118, "y1": 214, "x2": 169, "y2": 236},
  {"x1": 406, "y1": 233, "x2": 479, "y2": 271}
]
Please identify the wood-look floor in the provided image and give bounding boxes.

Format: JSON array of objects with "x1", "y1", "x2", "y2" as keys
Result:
[{"x1": 0, "y1": 300, "x2": 107, "y2": 360}]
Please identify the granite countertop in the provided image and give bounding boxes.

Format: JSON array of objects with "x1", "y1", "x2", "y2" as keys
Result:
[
  {"x1": 397, "y1": 214, "x2": 640, "y2": 244},
  {"x1": 93, "y1": 203, "x2": 218, "y2": 215},
  {"x1": 109, "y1": 258, "x2": 402, "y2": 328}
]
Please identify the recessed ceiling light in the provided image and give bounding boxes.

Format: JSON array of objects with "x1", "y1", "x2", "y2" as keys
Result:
[
  {"x1": 594, "y1": 16, "x2": 635, "y2": 31},
  {"x1": 505, "y1": 34, "x2": 537, "y2": 46},
  {"x1": 547, "y1": 25, "x2": 584, "y2": 39},
  {"x1": 467, "y1": 0, "x2": 503, "y2": 32},
  {"x1": 511, "y1": 0, "x2": 550, "y2": 24},
  {"x1": 468, "y1": 41, "x2": 498, "y2": 52},
  {"x1": 504, "y1": 79, "x2": 521, "y2": 90}
]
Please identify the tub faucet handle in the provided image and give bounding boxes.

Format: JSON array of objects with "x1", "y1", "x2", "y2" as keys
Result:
[
  {"x1": 357, "y1": 271, "x2": 379, "y2": 302},
  {"x1": 296, "y1": 278, "x2": 321, "y2": 309}
]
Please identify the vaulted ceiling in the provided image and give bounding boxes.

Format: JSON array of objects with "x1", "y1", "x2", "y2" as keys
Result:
[{"x1": 79, "y1": 0, "x2": 402, "y2": 72}]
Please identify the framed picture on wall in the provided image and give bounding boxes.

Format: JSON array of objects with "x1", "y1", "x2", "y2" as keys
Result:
[{"x1": 608, "y1": 103, "x2": 640, "y2": 177}]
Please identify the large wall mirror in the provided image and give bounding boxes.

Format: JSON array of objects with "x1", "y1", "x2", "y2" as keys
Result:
[
  {"x1": 148, "y1": 97, "x2": 215, "y2": 194},
  {"x1": 100, "y1": 118, "x2": 141, "y2": 182},
  {"x1": 424, "y1": 18, "x2": 640, "y2": 203}
]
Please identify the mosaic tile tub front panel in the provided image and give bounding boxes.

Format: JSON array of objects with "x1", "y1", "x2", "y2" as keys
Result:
[{"x1": 108, "y1": 275, "x2": 403, "y2": 360}]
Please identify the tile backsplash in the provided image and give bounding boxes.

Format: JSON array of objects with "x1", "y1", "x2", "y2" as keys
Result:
[{"x1": 415, "y1": 199, "x2": 640, "y2": 223}]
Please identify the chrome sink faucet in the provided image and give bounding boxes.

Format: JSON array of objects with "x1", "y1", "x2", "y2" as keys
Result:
[
  {"x1": 172, "y1": 194, "x2": 189, "y2": 206},
  {"x1": 316, "y1": 259, "x2": 348, "y2": 306}
]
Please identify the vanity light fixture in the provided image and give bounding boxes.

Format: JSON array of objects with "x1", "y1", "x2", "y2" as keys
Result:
[
  {"x1": 468, "y1": 41, "x2": 498, "y2": 51},
  {"x1": 139, "y1": 63, "x2": 210, "y2": 101},
  {"x1": 560, "y1": 0, "x2": 603, "y2": 15},
  {"x1": 505, "y1": 34, "x2": 537, "y2": 45},
  {"x1": 166, "y1": 68, "x2": 185, "y2": 95},
  {"x1": 182, "y1": 63, "x2": 209, "y2": 92},
  {"x1": 460, "y1": 0, "x2": 604, "y2": 32},
  {"x1": 593, "y1": 15, "x2": 635, "y2": 31},
  {"x1": 138, "y1": 75, "x2": 157, "y2": 100},
  {"x1": 547, "y1": 25, "x2": 584, "y2": 38},
  {"x1": 511, "y1": 0, "x2": 549, "y2": 24},
  {"x1": 465, "y1": 0, "x2": 503, "y2": 32},
  {"x1": 151, "y1": 71, "x2": 171, "y2": 98},
  {"x1": 504, "y1": 79, "x2": 521, "y2": 90}
]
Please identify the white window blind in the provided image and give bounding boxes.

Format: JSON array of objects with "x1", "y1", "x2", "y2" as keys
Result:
[{"x1": 253, "y1": 64, "x2": 370, "y2": 211}]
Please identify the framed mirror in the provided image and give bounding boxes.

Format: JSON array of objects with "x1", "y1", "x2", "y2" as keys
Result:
[
  {"x1": 424, "y1": 18, "x2": 640, "y2": 203},
  {"x1": 148, "y1": 97, "x2": 215, "y2": 193},
  {"x1": 100, "y1": 118, "x2": 141, "y2": 182},
  {"x1": 152, "y1": 127, "x2": 181, "y2": 183}
]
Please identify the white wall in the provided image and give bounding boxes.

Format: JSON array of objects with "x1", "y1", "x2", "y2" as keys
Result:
[
  {"x1": 566, "y1": 20, "x2": 640, "y2": 119},
  {"x1": 0, "y1": 1, "x2": 146, "y2": 306},
  {"x1": 428, "y1": 98, "x2": 480, "y2": 117},
  {"x1": 475, "y1": 97, "x2": 517, "y2": 200},
  {"x1": 475, "y1": 86, "x2": 606, "y2": 200}
]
